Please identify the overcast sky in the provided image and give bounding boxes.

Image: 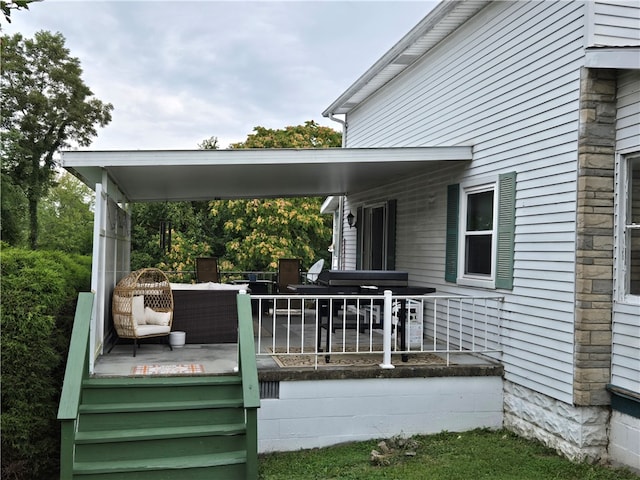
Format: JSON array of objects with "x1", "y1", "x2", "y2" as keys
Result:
[{"x1": 4, "y1": 0, "x2": 437, "y2": 150}]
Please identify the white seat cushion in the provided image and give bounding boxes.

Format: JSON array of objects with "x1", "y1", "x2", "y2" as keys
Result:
[
  {"x1": 145, "y1": 307, "x2": 171, "y2": 326},
  {"x1": 135, "y1": 324, "x2": 171, "y2": 336}
]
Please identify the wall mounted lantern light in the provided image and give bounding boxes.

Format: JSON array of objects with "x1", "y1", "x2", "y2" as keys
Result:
[{"x1": 347, "y1": 211, "x2": 356, "y2": 228}]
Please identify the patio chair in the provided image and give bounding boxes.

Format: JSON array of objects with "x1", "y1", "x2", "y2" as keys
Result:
[
  {"x1": 275, "y1": 258, "x2": 302, "y2": 310},
  {"x1": 276, "y1": 258, "x2": 301, "y2": 292},
  {"x1": 195, "y1": 257, "x2": 220, "y2": 283},
  {"x1": 306, "y1": 259, "x2": 325, "y2": 283},
  {"x1": 110, "y1": 268, "x2": 174, "y2": 357}
]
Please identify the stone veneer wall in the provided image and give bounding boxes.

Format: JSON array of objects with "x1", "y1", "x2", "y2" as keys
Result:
[
  {"x1": 574, "y1": 67, "x2": 617, "y2": 406},
  {"x1": 504, "y1": 381, "x2": 610, "y2": 462}
]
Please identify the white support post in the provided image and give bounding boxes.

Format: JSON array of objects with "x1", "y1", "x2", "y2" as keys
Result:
[{"x1": 380, "y1": 289, "x2": 395, "y2": 369}]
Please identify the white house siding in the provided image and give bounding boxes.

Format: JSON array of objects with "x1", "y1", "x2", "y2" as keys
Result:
[
  {"x1": 616, "y1": 70, "x2": 640, "y2": 153},
  {"x1": 343, "y1": 1, "x2": 587, "y2": 403},
  {"x1": 588, "y1": 0, "x2": 640, "y2": 47},
  {"x1": 613, "y1": 69, "x2": 640, "y2": 394}
]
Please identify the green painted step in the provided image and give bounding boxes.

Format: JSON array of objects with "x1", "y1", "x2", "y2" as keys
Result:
[
  {"x1": 81, "y1": 377, "x2": 243, "y2": 405},
  {"x1": 75, "y1": 428, "x2": 247, "y2": 463},
  {"x1": 79, "y1": 398, "x2": 243, "y2": 414},
  {"x1": 77, "y1": 406, "x2": 244, "y2": 431},
  {"x1": 82, "y1": 375, "x2": 242, "y2": 388},
  {"x1": 76, "y1": 423, "x2": 246, "y2": 443},
  {"x1": 73, "y1": 451, "x2": 247, "y2": 479},
  {"x1": 70, "y1": 374, "x2": 252, "y2": 478}
]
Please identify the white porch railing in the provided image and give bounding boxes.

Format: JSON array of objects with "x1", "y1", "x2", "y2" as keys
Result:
[{"x1": 251, "y1": 292, "x2": 503, "y2": 369}]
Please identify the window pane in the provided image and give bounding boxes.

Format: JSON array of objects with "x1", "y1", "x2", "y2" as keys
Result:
[
  {"x1": 465, "y1": 234, "x2": 492, "y2": 275},
  {"x1": 467, "y1": 190, "x2": 494, "y2": 231}
]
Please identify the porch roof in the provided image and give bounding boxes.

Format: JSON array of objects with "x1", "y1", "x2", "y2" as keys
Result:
[{"x1": 62, "y1": 146, "x2": 472, "y2": 202}]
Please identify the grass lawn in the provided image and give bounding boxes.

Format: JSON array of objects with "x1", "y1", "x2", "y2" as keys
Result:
[{"x1": 259, "y1": 428, "x2": 639, "y2": 480}]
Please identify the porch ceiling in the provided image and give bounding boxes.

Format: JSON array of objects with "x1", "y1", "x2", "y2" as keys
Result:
[{"x1": 62, "y1": 146, "x2": 472, "y2": 202}]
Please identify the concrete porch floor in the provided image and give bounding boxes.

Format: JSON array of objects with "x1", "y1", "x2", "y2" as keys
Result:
[{"x1": 93, "y1": 343, "x2": 282, "y2": 377}]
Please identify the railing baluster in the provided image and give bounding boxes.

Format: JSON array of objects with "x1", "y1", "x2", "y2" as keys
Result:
[
  {"x1": 271, "y1": 306, "x2": 277, "y2": 355},
  {"x1": 286, "y1": 299, "x2": 291, "y2": 354},
  {"x1": 341, "y1": 298, "x2": 347, "y2": 353},
  {"x1": 256, "y1": 300, "x2": 262, "y2": 353},
  {"x1": 484, "y1": 299, "x2": 489, "y2": 351},
  {"x1": 328, "y1": 299, "x2": 333, "y2": 354},
  {"x1": 459, "y1": 298, "x2": 463, "y2": 352},
  {"x1": 471, "y1": 298, "x2": 476, "y2": 352},
  {"x1": 355, "y1": 298, "x2": 360, "y2": 353},
  {"x1": 300, "y1": 301, "x2": 305, "y2": 354},
  {"x1": 380, "y1": 290, "x2": 394, "y2": 369},
  {"x1": 433, "y1": 299, "x2": 437, "y2": 351},
  {"x1": 369, "y1": 298, "x2": 374, "y2": 352}
]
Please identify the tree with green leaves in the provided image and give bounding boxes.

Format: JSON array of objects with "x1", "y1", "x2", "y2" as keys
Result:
[
  {"x1": 37, "y1": 172, "x2": 94, "y2": 255},
  {"x1": 1, "y1": 31, "x2": 113, "y2": 248},
  {"x1": 229, "y1": 120, "x2": 341, "y2": 149},
  {"x1": 0, "y1": 0, "x2": 39, "y2": 25},
  {"x1": 131, "y1": 201, "x2": 221, "y2": 276},
  {"x1": 1, "y1": 172, "x2": 27, "y2": 245},
  {"x1": 215, "y1": 197, "x2": 330, "y2": 271}
]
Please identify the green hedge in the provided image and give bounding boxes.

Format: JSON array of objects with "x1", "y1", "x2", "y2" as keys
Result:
[{"x1": 1, "y1": 246, "x2": 91, "y2": 480}]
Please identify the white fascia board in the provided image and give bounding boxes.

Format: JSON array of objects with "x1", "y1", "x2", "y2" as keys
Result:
[
  {"x1": 584, "y1": 47, "x2": 640, "y2": 69},
  {"x1": 61, "y1": 146, "x2": 473, "y2": 168}
]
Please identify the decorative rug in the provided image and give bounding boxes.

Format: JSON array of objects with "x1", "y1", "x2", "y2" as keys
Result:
[
  {"x1": 266, "y1": 347, "x2": 448, "y2": 368},
  {"x1": 132, "y1": 364, "x2": 205, "y2": 375}
]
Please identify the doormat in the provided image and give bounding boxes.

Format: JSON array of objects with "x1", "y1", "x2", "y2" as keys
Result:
[
  {"x1": 266, "y1": 347, "x2": 447, "y2": 368},
  {"x1": 131, "y1": 364, "x2": 205, "y2": 375}
]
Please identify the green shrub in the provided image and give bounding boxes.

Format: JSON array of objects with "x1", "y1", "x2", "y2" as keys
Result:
[{"x1": 0, "y1": 247, "x2": 91, "y2": 480}]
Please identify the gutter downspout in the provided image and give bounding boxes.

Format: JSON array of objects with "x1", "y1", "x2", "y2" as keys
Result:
[
  {"x1": 326, "y1": 112, "x2": 347, "y2": 269},
  {"x1": 326, "y1": 112, "x2": 347, "y2": 148}
]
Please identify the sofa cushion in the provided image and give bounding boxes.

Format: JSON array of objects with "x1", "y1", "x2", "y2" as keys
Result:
[
  {"x1": 132, "y1": 295, "x2": 146, "y2": 325},
  {"x1": 135, "y1": 324, "x2": 171, "y2": 336},
  {"x1": 145, "y1": 306, "x2": 171, "y2": 326},
  {"x1": 170, "y1": 282, "x2": 248, "y2": 291}
]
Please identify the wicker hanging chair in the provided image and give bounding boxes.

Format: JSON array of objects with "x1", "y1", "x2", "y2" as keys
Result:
[{"x1": 110, "y1": 268, "x2": 174, "y2": 356}]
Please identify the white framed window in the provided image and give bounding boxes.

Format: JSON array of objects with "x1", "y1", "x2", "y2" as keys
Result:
[
  {"x1": 446, "y1": 172, "x2": 516, "y2": 290},
  {"x1": 616, "y1": 152, "x2": 640, "y2": 302},
  {"x1": 458, "y1": 182, "x2": 497, "y2": 287}
]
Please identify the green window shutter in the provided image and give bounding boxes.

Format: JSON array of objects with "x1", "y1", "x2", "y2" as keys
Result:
[
  {"x1": 445, "y1": 184, "x2": 459, "y2": 283},
  {"x1": 386, "y1": 199, "x2": 397, "y2": 270},
  {"x1": 496, "y1": 172, "x2": 516, "y2": 289}
]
